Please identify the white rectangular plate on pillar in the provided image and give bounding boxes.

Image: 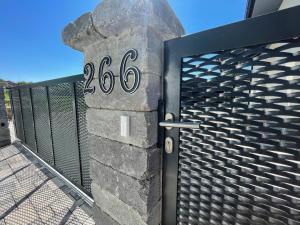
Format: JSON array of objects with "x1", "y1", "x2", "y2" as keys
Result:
[{"x1": 120, "y1": 115, "x2": 130, "y2": 137}]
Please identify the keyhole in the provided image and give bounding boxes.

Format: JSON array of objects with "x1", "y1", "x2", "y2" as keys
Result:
[{"x1": 165, "y1": 137, "x2": 173, "y2": 154}]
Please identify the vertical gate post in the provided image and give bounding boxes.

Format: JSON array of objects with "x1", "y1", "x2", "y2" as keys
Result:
[
  {"x1": 62, "y1": 0, "x2": 184, "y2": 224},
  {"x1": 0, "y1": 87, "x2": 11, "y2": 147}
]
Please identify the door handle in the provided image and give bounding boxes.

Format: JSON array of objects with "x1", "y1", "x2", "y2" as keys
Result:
[
  {"x1": 160, "y1": 113, "x2": 201, "y2": 130},
  {"x1": 159, "y1": 121, "x2": 200, "y2": 129}
]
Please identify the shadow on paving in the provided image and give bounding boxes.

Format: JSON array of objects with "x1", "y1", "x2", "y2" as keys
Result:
[{"x1": 0, "y1": 143, "x2": 95, "y2": 225}]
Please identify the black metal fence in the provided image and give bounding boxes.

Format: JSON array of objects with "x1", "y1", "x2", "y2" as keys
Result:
[
  {"x1": 162, "y1": 6, "x2": 300, "y2": 225},
  {"x1": 9, "y1": 75, "x2": 91, "y2": 194}
]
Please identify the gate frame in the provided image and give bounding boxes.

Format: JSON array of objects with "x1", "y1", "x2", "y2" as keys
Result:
[{"x1": 162, "y1": 6, "x2": 300, "y2": 225}]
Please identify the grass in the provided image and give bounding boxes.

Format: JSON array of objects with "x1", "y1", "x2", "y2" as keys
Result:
[{"x1": 4, "y1": 89, "x2": 10, "y2": 107}]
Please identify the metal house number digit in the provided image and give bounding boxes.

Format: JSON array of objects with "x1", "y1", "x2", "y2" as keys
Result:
[
  {"x1": 99, "y1": 56, "x2": 115, "y2": 94},
  {"x1": 83, "y1": 63, "x2": 95, "y2": 95},
  {"x1": 119, "y1": 49, "x2": 140, "y2": 94}
]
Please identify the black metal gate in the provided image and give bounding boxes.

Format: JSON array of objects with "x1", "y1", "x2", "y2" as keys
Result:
[
  {"x1": 10, "y1": 75, "x2": 91, "y2": 195},
  {"x1": 161, "y1": 6, "x2": 300, "y2": 225}
]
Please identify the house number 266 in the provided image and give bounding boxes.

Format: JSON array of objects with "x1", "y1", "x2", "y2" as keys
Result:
[{"x1": 83, "y1": 49, "x2": 140, "y2": 95}]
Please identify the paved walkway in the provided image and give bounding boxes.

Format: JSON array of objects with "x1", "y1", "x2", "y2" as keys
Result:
[{"x1": 0, "y1": 144, "x2": 95, "y2": 225}]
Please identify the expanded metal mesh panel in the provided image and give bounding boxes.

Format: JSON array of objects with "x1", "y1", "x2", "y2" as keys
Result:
[
  {"x1": 0, "y1": 88, "x2": 8, "y2": 128},
  {"x1": 11, "y1": 89, "x2": 25, "y2": 142},
  {"x1": 49, "y1": 83, "x2": 81, "y2": 186},
  {"x1": 31, "y1": 87, "x2": 54, "y2": 165},
  {"x1": 75, "y1": 81, "x2": 91, "y2": 193},
  {"x1": 177, "y1": 38, "x2": 300, "y2": 224},
  {"x1": 20, "y1": 88, "x2": 37, "y2": 152}
]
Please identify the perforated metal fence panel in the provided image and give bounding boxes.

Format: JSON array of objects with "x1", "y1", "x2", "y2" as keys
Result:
[
  {"x1": 31, "y1": 86, "x2": 54, "y2": 165},
  {"x1": 162, "y1": 7, "x2": 300, "y2": 225},
  {"x1": 75, "y1": 81, "x2": 91, "y2": 193},
  {"x1": 20, "y1": 88, "x2": 37, "y2": 152},
  {"x1": 11, "y1": 89, "x2": 25, "y2": 142},
  {"x1": 48, "y1": 82, "x2": 81, "y2": 186},
  {"x1": 9, "y1": 75, "x2": 91, "y2": 195}
]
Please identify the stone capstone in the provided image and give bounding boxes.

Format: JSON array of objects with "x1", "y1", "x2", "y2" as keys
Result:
[
  {"x1": 62, "y1": 13, "x2": 105, "y2": 51},
  {"x1": 91, "y1": 0, "x2": 184, "y2": 39},
  {"x1": 62, "y1": 0, "x2": 185, "y2": 52}
]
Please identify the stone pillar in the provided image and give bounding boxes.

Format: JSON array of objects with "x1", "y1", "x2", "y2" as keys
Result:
[
  {"x1": 0, "y1": 87, "x2": 11, "y2": 147},
  {"x1": 62, "y1": 1, "x2": 184, "y2": 224}
]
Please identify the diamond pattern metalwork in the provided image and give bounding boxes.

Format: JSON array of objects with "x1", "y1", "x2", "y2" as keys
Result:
[
  {"x1": 20, "y1": 88, "x2": 37, "y2": 152},
  {"x1": 48, "y1": 83, "x2": 81, "y2": 187},
  {"x1": 75, "y1": 81, "x2": 91, "y2": 193},
  {"x1": 31, "y1": 87, "x2": 54, "y2": 165},
  {"x1": 10, "y1": 75, "x2": 91, "y2": 194},
  {"x1": 177, "y1": 38, "x2": 300, "y2": 224},
  {"x1": 11, "y1": 90, "x2": 24, "y2": 142}
]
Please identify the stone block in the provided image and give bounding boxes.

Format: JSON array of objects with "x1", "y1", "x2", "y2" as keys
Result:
[
  {"x1": 0, "y1": 128, "x2": 10, "y2": 138},
  {"x1": 85, "y1": 74, "x2": 161, "y2": 111},
  {"x1": 93, "y1": 204, "x2": 121, "y2": 225},
  {"x1": 84, "y1": 27, "x2": 163, "y2": 76},
  {"x1": 89, "y1": 135, "x2": 160, "y2": 179},
  {"x1": 87, "y1": 108, "x2": 157, "y2": 148},
  {"x1": 92, "y1": 182, "x2": 161, "y2": 225},
  {"x1": 83, "y1": 28, "x2": 164, "y2": 111},
  {"x1": 90, "y1": 159, "x2": 161, "y2": 217}
]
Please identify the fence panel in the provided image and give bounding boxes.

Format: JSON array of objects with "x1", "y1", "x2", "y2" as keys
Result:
[
  {"x1": 75, "y1": 81, "x2": 91, "y2": 193},
  {"x1": 10, "y1": 75, "x2": 91, "y2": 194},
  {"x1": 20, "y1": 88, "x2": 37, "y2": 152},
  {"x1": 48, "y1": 82, "x2": 82, "y2": 186},
  {"x1": 11, "y1": 89, "x2": 25, "y2": 142},
  {"x1": 31, "y1": 86, "x2": 55, "y2": 165}
]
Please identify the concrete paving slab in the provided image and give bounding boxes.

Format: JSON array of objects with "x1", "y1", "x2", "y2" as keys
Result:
[{"x1": 0, "y1": 144, "x2": 94, "y2": 225}]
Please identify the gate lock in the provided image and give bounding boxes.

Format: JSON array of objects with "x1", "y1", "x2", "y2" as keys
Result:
[
  {"x1": 165, "y1": 137, "x2": 173, "y2": 154},
  {"x1": 160, "y1": 113, "x2": 201, "y2": 154}
]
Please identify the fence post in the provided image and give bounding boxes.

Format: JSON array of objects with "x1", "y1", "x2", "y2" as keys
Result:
[
  {"x1": 71, "y1": 82, "x2": 84, "y2": 187},
  {"x1": 62, "y1": 0, "x2": 184, "y2": 224},
  {"x1": 0, "y1": 87, "x2": 11, "y2": 147}
]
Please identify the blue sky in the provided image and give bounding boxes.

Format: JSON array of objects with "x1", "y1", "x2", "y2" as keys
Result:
[{"x1": 0, "y1": 0, "x2": 247, "y2": 82}]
